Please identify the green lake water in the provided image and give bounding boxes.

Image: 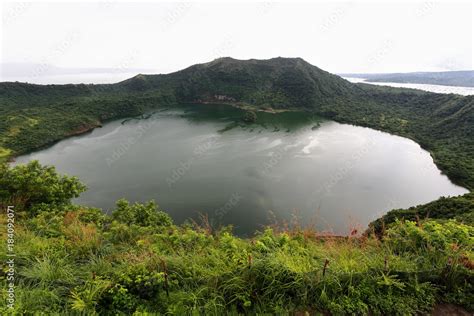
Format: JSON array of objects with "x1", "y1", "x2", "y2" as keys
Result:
[{"x1": 14, "y1": 104, "x2": 468, "y2": 235}]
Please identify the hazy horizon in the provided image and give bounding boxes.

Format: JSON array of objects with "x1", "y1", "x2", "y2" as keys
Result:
[
  {"x1": 1, "y1": 1, "x2": 472, "y2": 84},
  {"x1": 1, "y1": 58, "x2": 473, "y2": 84}
]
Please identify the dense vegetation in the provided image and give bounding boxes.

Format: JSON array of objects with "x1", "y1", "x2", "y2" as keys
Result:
[
  {"x1": 1, "y1": 57, "x2": 473, "y2": 190},
  {"x1": 369, "y1": 193, "x2": 474, "y2": 236},
  {"x1": 0, "y1": 161, "x2": 473, "y2": 315},
  {"x1": 341, "y1": 70, "x2": 474, "y2": 87},
  {"x1": 0, "y1": 82, "x2": 177, "y2": 161}
]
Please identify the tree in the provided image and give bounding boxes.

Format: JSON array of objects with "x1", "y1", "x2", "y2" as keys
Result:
[
  {"x1": 0, "y1": 160, "x2": 86, "y2": 215},
  {"x1": 242, "y1": 110, "x2": 257, "y2": 123}
]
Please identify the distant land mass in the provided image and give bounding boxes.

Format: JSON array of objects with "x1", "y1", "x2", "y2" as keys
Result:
[
  {"x1": 0, "y1": 57, "x2": 473, "y2": 190},
  {"x1": 340, "y1": 70, "x2": 474, "y2": 87}
]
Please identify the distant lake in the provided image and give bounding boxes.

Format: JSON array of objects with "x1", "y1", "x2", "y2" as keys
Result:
[
  {"x1": 344, "y1": 77, "x2": 474, "y2": 95},
  {"x1": 14, "y1": 104, "x2": 468, "y2": 235}
]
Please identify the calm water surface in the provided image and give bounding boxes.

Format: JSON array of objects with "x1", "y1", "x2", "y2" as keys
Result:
[
  {"x1": 15, "y1": 104, "x2": 468, "y2": 235},
  {"x1": 344, "y1": 77, "x2": 474, "y2": 95}
]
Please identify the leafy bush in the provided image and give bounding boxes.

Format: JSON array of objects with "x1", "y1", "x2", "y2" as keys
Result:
[
  {"x1": 385, "y1": 219, "x2": 473, "y2": 253},
  {"x1": 0, "y1": 160, "x2": 85, "y2": 214},
  {"x1": 368, "y1": 192, "x2": 474, "y2": 235},
  {"x1": 112, "y1": 199, "x2": 173, "y2": 228}
]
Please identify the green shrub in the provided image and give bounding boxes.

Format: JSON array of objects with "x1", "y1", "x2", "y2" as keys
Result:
[
  {"x1": 0, "y1": 160, "x2": 86, "y2": 214},
  {"x1": 385, "y1": 219, "x2": 473, "y2": 253},
  {"x1": 112, "y1": 199, "x2": 173, "y2": 228}
]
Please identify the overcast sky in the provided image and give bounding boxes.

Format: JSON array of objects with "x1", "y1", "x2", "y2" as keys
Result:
[{"x1": 1, "y1": 1, "x2": 472, "y2": 83}]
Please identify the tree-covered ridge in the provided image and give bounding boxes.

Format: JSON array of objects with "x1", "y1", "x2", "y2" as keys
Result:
[
  {"x1": 0, "y1": 57, "x2": 473, "y2": 190},
  {"x1": 0, "y1": 161, "x2": 473, "y2": 315}
]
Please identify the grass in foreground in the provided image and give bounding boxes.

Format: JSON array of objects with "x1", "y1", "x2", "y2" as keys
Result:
[{"x1": 0, "y1": 161, "x2": 473, "y2": 315}]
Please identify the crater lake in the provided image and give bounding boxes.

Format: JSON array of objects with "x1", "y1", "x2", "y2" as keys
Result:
[{"x1": 14, "y1": 104, "x2": 468, "y2": 235}]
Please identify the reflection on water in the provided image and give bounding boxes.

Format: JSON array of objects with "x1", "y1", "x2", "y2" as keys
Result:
[{"x1": 14, "y1": 104, "x2": 468, "y2": 236}]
